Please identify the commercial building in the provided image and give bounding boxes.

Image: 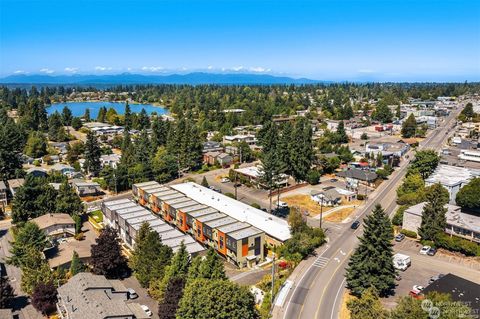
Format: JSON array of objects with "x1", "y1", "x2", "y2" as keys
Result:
[
  {"x1": 101, "y1": 199, "x2": 205, "y2": 255},
  {"x1": 56, "y1": 273, "x2": 149, "y2": 319},
  {"x1": 425, "y1": 164, "x2": 480, "y2": 204},
  {"x1": 336, "y1": 168, "x2": 378, "y2": 188},
  {"x1": 403, "y1": 202, "x2": 480, "y2": 243},
  {"x1": 71, "y1": 180, "x2": 101, "y2": 197}
]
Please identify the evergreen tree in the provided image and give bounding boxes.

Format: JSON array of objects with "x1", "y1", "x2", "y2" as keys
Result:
[
  {"x1": 69, "y1": 251, "x2": 84, "y2": 276},
  {"x1": 56, "y1": 180, "x2": 83, "y2": 216},
  {"x1": 24, "y1": 131, "x2": 47, "y2": 158},
  {"x1": 31, "y1": 281, "x2": 58, "y2": 315},
  {"x1": 335, "y1": 120, "x2": 349, "y2": 144},
  {"x1": 8, "y1": 221, "x2": 48, "y2": 267},
  {"x1": 290, "y1": 117, "x2": 314, "y2": 182},
  {"x1": 134, "y1": 130, "x2": 153, "y2": 166},
  {"x1": 129, "y1": 223, "x2": 173, "y2": 287},
  {"x1": 418, "y1": 183, "x2": 448, "y2": 241},
  {"x1": 372, "y1": 103, "x2": 393, "y2": 123},
  {"x1": 345, "y1": 204, "x2": 396, "y2": 297},
  {"x1": 137, "y1": 108, "x2": 150, "y2": 130},
  {"x1": 158, "y1": 277, "x2": 186, "y2": 319},
  {"x1": 408, "y1": 149, "x2": 440, "y2": 179},
  {"x1": 0, "y1": 276, "x2": 15, "y2": 309},
  {"x1": 84, "y1": 108, "x2": 91, "y2": 122},
  {"x1": 347, "y1": 287, "x2": 388, "y2": 319},
  {"x1": 61, "y1": 106, "x2": 73, "y2": 126},
  {"x1": 12, "y1": 176, "x2": 56, "y2": 223},
  {"x1": 97, "y1": 106, "x2": 107, "y2": 122},
  {"x1": 198, "y1": 248, "x2": 227, "y2": 280},
  {"x1": 71, "y1": 116, "x2": 82, "y2": 130},
  {"x1": 48, "y1": 111, "x2": 68, "y2": 141},
  {"x1": 460, "y1": 102, "x2": 475, "y2": 119},
  {"x1": 151, "y1": 116, "x2": 169, "y2": 149},
  {"x1": 20, "y1": 248, "x2": 55, "y2": 295},
  {"x1": 84, "y1": 130, "x2": 102, "y2": 176},
  {"x1": 401, "y1": 114, "x2": 417, "y2": 138},
  {"x1": 0, "y1": 113, "x2": 25, "y2": 180},
  {"x1": 277, "y1": 122, "x2": 293, "y2": 175},
  {"x1": 152, "y1": 146, "x2": 179, "y2": 183},
  {"x1": 120, "y1": 130, "x2": 135, "y2": 167},
  {"x1": 124, "y1": 102, "x2": 132, "y2": 130},
  {"x1": 90, "y1": 227, "x2": 128, "y2": 279},
  {"x1": 201, "y1": 176, "x2": 209, "y2": 187},
  {"x1": 150, "y1": 242, "x2": 190, "y2": 302}
]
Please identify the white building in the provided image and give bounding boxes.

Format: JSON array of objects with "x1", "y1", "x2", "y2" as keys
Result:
[
  {"x1": 403, "y1": 202, "x2": 480, "y2": 243},
  {"x1": 458, "y1": 150, "x2": 480, "y2": 163},
  {"x1": 425, "y1": 164, "x2": 480, "y2": 204}
]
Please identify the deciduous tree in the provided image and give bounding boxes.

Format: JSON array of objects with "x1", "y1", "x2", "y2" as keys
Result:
[
  {"x1": 90, "y1": 227, "x2": 128, "y2": 279},
  {"x1": 31, "y1": 281, "x2": 58, "y2": 315}
]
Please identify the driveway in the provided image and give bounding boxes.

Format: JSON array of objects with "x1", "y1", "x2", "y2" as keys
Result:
[{"x1": 121, "y1": 276, "x2": 159, "y2": 319}]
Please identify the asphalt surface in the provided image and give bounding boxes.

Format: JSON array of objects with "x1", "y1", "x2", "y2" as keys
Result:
[{"x1": 276, "y1": 107, "x2": 463, "y2": 319}]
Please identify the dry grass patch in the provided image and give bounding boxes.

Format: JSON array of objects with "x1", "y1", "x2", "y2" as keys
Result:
[
  {"x1": 324, "y1": 207, "x2": 356, "y2": 222},
  {"x1": 281, "y1": 195, "x2": 333, "y2": 217},
  {"x1": 339, "y1": 291, "x2": 355, "y2": 319}
]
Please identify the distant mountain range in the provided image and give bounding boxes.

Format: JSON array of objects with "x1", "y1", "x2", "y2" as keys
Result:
[{"x1": 0, "y1": 72, "x2": 325, "y2": 85}]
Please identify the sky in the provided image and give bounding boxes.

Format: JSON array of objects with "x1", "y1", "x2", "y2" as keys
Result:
[{"x1": 0, "y1": 0, "x2": 479, "y2": 81}]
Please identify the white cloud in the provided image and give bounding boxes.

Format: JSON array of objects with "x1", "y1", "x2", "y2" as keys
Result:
[
  {"x1": 249, "y1": 66, "x2": 271, "y2": 73},
  {"x1": 231, "y1": 66, "x2": 244, "y2": 72},
  {"x1": 127, "y1": 67, "x2": 132, "y2": 71},
  {"x1": 13, "y1": 70, "x2": 26, "y2": 74},
  {"x1": 39, "y1": 68, "x2": 55, "y2": 74},
  {"x1": 141, "y1": 66, "x2": 164, "y2": 72},
  {"x1": 181, "y1": 67, "x2": 188, "y2": 71},
  {"x1": 94, "y1": 66, "x2": 112, "y2": 71},
  {"x1": 358, "y1": 69, "x2": 375, "y2": 73},
  {"x1": 207, "y1": 65, "x2": 213, "y2": 70},
  {"x1": 64, "y1": 67, "x2": 78, "y2": 73}
]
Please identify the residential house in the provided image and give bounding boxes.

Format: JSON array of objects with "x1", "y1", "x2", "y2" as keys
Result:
[
  {"x1": 42, "y1": 155, "x2": 61, "y2": 164},
  {"x1": 71, "y1": 180, "x2": 101, "y2": 197},
  {"x1": 100, "y1": 154, "x2": 121, "y2": 169},
  {"x1": 50, "y1": 163, "x2": 76, "y2": 176},
  {"x1": 203, "y1": 151, "x2": 233, "y2": 167},
  {"x1": 403, "y1": 203, "x2": 480, "y2": 243},
  {"x1": 56, "y1": 273, "x2": 150, "y2": 319},
  {"x1": 32, "y1": 213, "x2": 75, "y2": 239},
  {"x1": 311, "y1": 187, "x2": 342, "y2": 206},
  {"x1": 26, "y1": 167, "x2": 48, "y2": 177},
  {"x1": 7, "y1": 178, "x2": 25, "y2": 197},
  {"x1": 425, "y1": 164, "x2": 480, "y2": 204},
  {"x1": 336, "y1": 168, "x2": 377, "y2": 189},
  {"x1": 203, "y1": 141, "x2": 224, "y2": 153},
  {"x1": 234, "y1": 166, "x2": 289, "y2": 189},
  {"x1": 222, "y1": 134, "x2": 257, "y2": 146}
]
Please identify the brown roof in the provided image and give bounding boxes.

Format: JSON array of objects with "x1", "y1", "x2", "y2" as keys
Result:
[{"x1": 32, "y1": 213, "x2": 75, "y2": 230}]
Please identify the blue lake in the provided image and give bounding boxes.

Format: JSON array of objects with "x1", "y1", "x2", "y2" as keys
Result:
[{"x1": 47, "y1": 101, "x2": 168, "y2": 118}]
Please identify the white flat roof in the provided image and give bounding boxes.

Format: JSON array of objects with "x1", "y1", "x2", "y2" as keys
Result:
[
  {"x1": 425, "y1": 164, "x2": 480, "y2": 187},
  {"x1": 171, "y1": 182, "x2": 291, "y2": 242}
]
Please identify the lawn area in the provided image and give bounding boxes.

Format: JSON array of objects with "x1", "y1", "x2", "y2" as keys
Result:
[
  {"x1": 89, "y1": 209, "x2": 103, "y2": 223},
  {"x1": 324, "y1": 206, "x2": 356, "y2": 222}
]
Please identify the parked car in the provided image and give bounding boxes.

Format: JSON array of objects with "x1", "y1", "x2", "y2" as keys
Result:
[
  {"x1": 429, "y1": 274, "x2": 445, "y2": 284},
  {"x1": 221, "y1": 177, "x2": 230, "y2": 183},
  {"x1": 276, "y1": 201, "x2": 288, "y2": 208},
  {"x1": 141, "y1": 305, "x2": 152, "y2": 317},
  {"x1": 351, "y1": 221, "x2": 360, "y2": 229},
  {"x1": 330, "y1": 178, "x2": 338, "y2": 182},
  {"x1": 395, "y1": 233, "x2": 405, "y2": 242},
  {"x1": 409, "y1": 290, "x2": 422, "y2": 299},
  {"x1": 127, "y1": 288, "x2": 138, "y2": 299},
  {"x1": 419, "y1": 245, "x2": 431, "y2": 255},
  {"x1": 427, "y1": 247, "x2": 437, "y2": 256},
  {"x1": 413, "y1": 285, "x2": 424, "y2": 292}
]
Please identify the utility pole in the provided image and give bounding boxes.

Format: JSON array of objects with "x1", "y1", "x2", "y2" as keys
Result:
[
  {"x1": 319, "y1": 196, "x2": 324, "y2": 229},
  {"x1": 234, "y1": 172, "x2": 238, "y2": 200},
  {"x1": 113, "y1": 171, "x2": 117, "y2": 195},
  {"x1": 271, "y1": 252, "x2": 276, "y2": 304}
]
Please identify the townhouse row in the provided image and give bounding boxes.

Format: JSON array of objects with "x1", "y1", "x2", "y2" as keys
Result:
[
  {"x1": 132, "y1": 181, "x2": 291, "y2": 268},
  {"x1": 100, "y1": 197, "x2": 205, "y2": 256}
]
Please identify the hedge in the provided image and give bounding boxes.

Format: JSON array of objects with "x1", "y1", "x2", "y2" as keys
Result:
[
  {"x1": 435, "y1": 233, "x2": 480, "y2": 256},
  {"x1": 400, "y1": 229, "x2": 417, "y2": 238}
]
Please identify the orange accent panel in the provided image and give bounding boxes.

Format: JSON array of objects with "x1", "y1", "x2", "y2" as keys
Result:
[
  {"x1": 242, "y1": 243, "x2": 248, "y2": 257},
  {"x1": 218, "y1": 231, "x2": 226, "y2": 255}
]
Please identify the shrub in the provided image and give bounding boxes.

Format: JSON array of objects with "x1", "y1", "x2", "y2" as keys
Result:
[
  {"x1": 251, "y1": 203, "x2": 261, "y2": 209},
  {"x1": 93, "y1": 178, "x2": 107, "y2": 190},
  {"x1": 392, "y1": 206, "x2": 407, "y2": 226},
  {"x1": 33, "y1": 159, "x2": 40, "y2": 166},
  {"x1": 435, "y1": 233, "x2": 480, "y2": 256},
  {"x1": 306, "y1": 170, "x2": 321, "y2": 185},
  {"x1": 225, "y1": 192, "x2": 235, "y2": 199},
  {"x1": 357, "y1": 194, "x2": 365, "y2": 200},
  {"x1": 74, "y1": 232, "x2": 85, "y2": 241},
  {"x1": 400, "y1": 229, "x2": 417, "y2": 238}
]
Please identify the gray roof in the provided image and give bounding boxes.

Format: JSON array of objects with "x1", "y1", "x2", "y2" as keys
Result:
[
  {"x1": 228, "y1": 226, "x2": 264, "y2": 240},
  {"x1": 0, "y1": 181, "x2": 6, "y2": 190},
  {"x1": 337, "y1": 168, "x2": 377, "y2": 181},
  {"x1": 56, "y1": 273, "x2": 135, "y2": 319}
]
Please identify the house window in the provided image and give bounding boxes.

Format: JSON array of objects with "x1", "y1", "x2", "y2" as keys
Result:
[{"x1": 219, "y1": 237, "x2": 224, "y2": 249}]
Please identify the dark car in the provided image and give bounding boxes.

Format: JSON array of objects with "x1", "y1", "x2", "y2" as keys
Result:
[
  {"x1": 427, "y1": 247, "x2": 437, "y2": 256},
  {"x1": 351, "y1": 221, "x2": 360, "y2": 229},
  {"x1": 395, "y1": 233, "x2": 405, "y2": 242},
  {"x1": 330, "y1": 178, "x2": 338, "y2": 182}
]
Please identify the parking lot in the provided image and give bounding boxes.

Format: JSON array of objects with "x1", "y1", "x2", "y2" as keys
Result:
[
  {"x1": 383, "y1": 238, "x2": 480, "y2": 309},
  {"x1": 121, "y1": 276, "x2": 159, "y2": 319}
]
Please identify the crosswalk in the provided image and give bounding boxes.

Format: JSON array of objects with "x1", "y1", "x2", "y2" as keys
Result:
[{"x1": 312, "y1": 256, "x2": 330, "y2": 268}]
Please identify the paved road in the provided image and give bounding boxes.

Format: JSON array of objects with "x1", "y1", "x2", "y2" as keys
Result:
[{"x1": 275, "y1": 107, "x2": 462, "y2": 319}]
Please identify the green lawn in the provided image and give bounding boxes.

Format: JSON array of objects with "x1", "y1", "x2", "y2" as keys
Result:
[{"x1": 89, "y1": 210, "x2": 103, "y2": 223}]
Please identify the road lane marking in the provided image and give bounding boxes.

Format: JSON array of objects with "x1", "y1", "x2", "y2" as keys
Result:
[
  {"x1": 330, "y1": 278, "x2": 347, "y2": 319},
  {"x1": 312, "y1": 257, "x2": 330, "y2": 268}
]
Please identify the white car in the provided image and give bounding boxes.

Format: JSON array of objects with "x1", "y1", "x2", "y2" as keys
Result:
[
  {"x1": 127, "y1": 288, "x2": 138, "y2": 299},
  {"x1": 141, "y1": 305, "x2": 152, "y2": 317},
  {"x1": 413, "y1": 285, "x2": 424, "y2": 292},
  {"x1": 276, "y1": 201, "x2": 288, "y2": 208},
  {"x1": 419, "y1": 245, "x2": 431, "y2": 255},
  {"x1": 221, "y1": 177, "x2": 230, "y2": 183}
]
